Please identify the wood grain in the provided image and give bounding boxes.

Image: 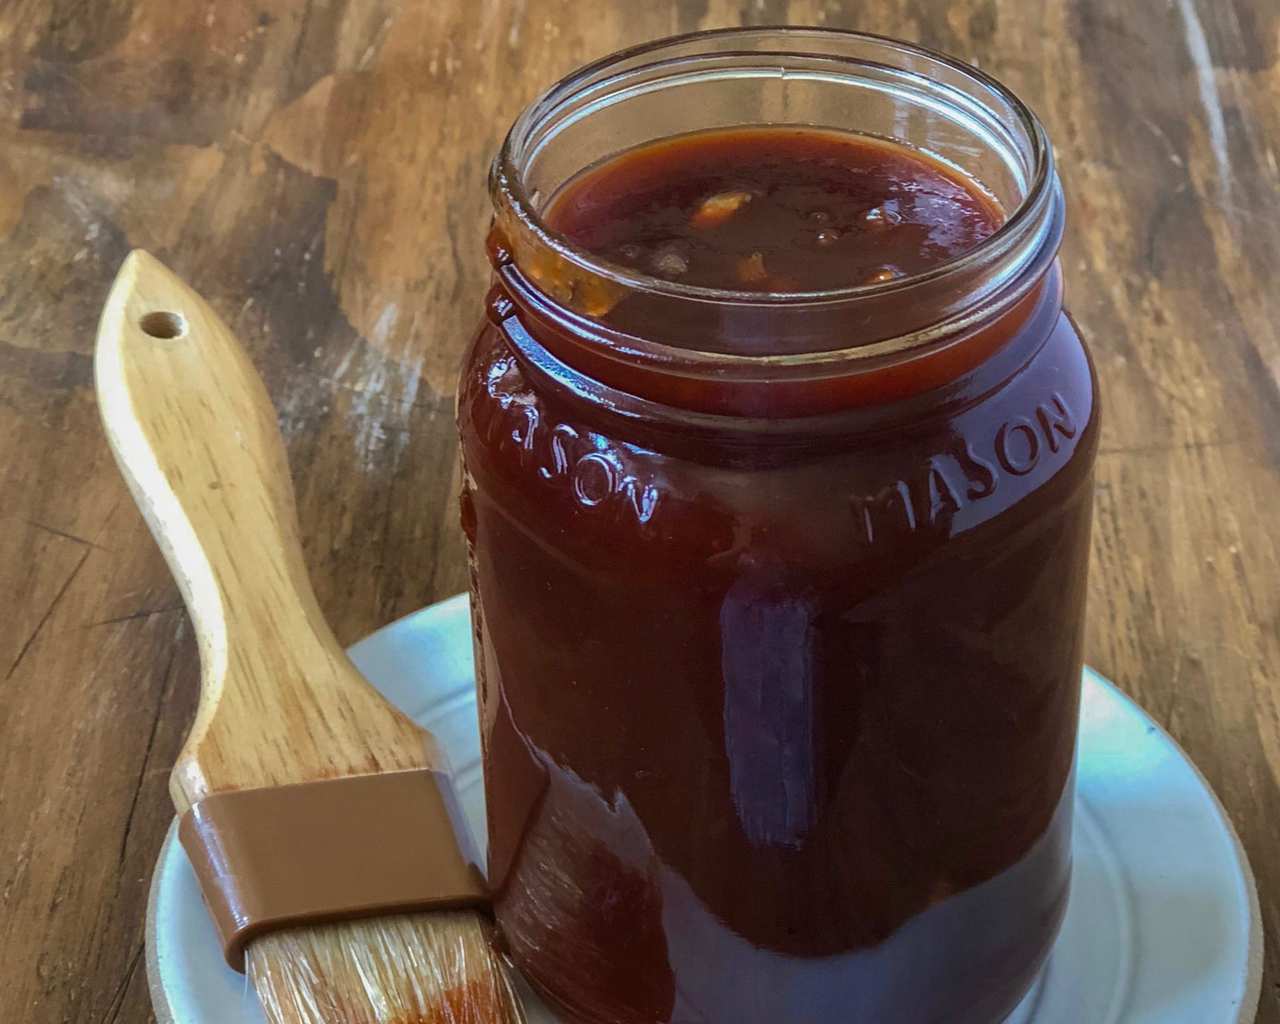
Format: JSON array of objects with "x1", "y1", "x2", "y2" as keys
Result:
[
  {"x1": 0, "y1": 1, "x2": 1276, "y2": 1022},
  {"x1": 95, "y1": 251, "x2": 436, "y2": 811}
]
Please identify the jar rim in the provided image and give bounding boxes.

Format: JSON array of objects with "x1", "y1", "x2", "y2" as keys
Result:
[{"x1": 492, "y1": 26, "x2": 1056, "y2": 310}]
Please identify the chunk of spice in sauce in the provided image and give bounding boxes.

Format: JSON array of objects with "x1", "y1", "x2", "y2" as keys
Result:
[{"x1": 546, "y1": 126, "x2": 1002, "y2": 296}]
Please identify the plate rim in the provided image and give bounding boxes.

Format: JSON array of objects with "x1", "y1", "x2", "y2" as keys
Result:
[{"x1": 1079, "y1": 662, "x2": 1264, "y2": 1024}]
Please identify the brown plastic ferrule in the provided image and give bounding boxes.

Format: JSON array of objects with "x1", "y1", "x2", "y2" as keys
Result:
[{"x1": 178, "y1": 769, "x2": 490, "y2": 971}]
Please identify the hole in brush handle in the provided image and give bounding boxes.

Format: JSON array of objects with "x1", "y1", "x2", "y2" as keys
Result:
[{"x1": 139, "y1": 310, "x2": 187, "y2": 338}]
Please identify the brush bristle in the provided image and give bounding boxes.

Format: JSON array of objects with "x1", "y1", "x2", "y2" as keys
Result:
[{"x1": 246, "y1": 910, "x2": 525, "y2": 1024}]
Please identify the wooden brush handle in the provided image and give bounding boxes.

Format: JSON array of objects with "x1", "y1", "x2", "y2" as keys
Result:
[{"x1": 95, "y1": 251, "x2": 436, "y2": 812}]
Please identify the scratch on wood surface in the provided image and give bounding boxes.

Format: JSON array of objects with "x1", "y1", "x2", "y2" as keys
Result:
[
  {"x1": 1175, "y1": 0, "x2": 1232, "y2": 199},
  {"x1": 1138, "y1": 115, "x2": 1185, "y2": 168},
  {"x1": 7, "y1": 548, "x2": 89, "y2": 679},
  {"x1": 372, "y1": 301, "x2": 398, "y2": 346},
  {"x1": 357, "y1": 16, "x2": 392, "y2": 71},
  {"x1": 89, "y1": 605, "x2": 183, "y2": 628},
  {"x1": 116, "y1": 642, "x2": 180, "y2": 870},
  {"x1": 100, "y1": 944, "x2": 144, "y2": 1024},
  {"x1": 24, "y1": 519, "x2": 108, "y2": 550},
  {"x1": 1, "y1": 834, "x2": 31, "y2": 907}
]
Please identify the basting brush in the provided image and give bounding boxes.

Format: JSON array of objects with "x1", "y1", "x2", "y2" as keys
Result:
[{"x1": 95, "y1": 250, "x2": 524, "y2": 1024}]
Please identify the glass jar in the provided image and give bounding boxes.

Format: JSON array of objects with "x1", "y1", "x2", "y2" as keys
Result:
[{"x1": 457, "y1": 28, "x2": 1097, "y2": 1024}]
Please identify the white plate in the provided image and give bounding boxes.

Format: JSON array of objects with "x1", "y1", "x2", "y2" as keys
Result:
[{"x1": 146, "y1": 594, "x2": 1262, "y2": 1024}]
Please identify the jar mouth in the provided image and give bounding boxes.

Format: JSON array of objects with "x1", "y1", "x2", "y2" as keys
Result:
[{"x1": 493, "y1": 27, "x2": 1056, "y2": 311}]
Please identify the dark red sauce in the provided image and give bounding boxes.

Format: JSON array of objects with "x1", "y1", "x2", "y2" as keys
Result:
[
  {"x1": 547, "y1": 127, "x2": 1001, "y2": 295},
  {"x1": 459, "y1": 126, "x2": 1097, "y2": 1024}
]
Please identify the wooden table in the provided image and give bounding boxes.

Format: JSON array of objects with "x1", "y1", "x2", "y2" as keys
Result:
[{"x1": 2, "y1": 1, "x2": 1276, "y2": 1020}]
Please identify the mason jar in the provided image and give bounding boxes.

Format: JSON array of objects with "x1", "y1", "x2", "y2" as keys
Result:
[{"x1": 456, "y1": 28, "x2": 1098, "y2": 1024}]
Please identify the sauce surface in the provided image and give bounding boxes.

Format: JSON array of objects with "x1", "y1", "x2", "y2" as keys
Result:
[{"x1": 546, "y1": 127, "x2": 1002, "y2": 294}]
